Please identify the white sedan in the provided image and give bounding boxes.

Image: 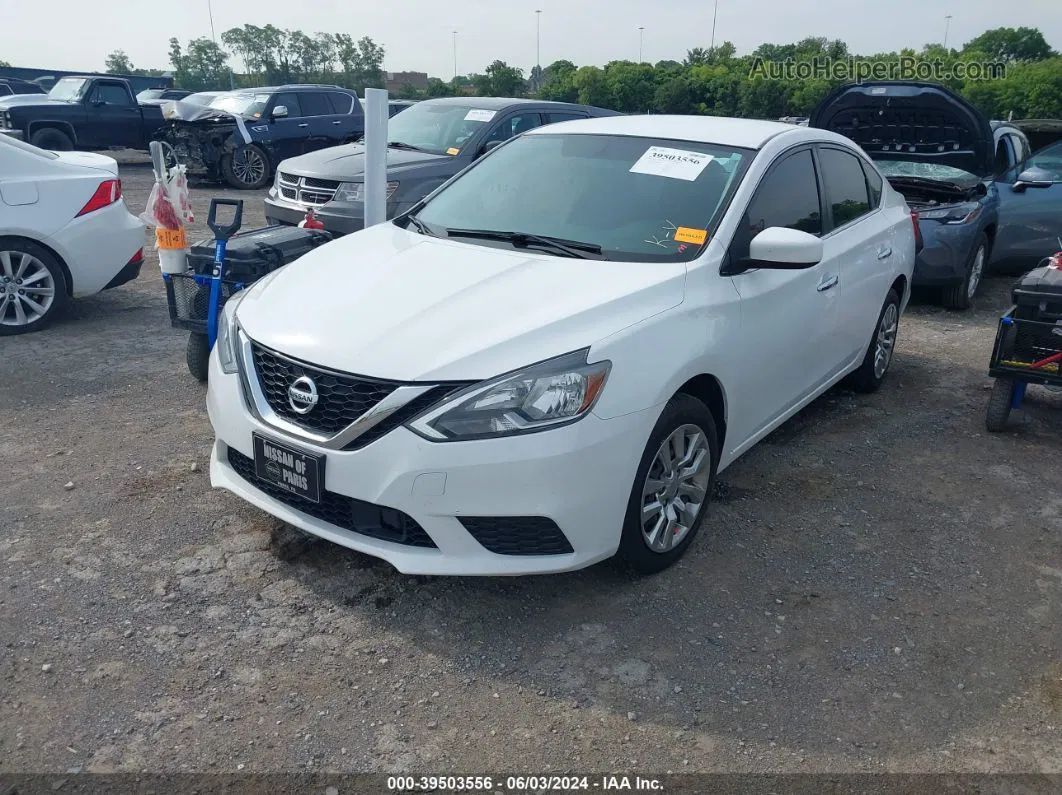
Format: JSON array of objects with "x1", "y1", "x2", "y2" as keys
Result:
[
  {"x1": 206, "y1": 114, "x2": 916, "y2": 576},
  {"x1": 0, "y1": 134, "x2": 145, "y2": 335}
]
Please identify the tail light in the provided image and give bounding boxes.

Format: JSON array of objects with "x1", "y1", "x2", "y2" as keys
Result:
[
  {"x1": 911, "y1": 211, "x2": 923, "y2": 253},
  {"x1": 77, "y1": 179, "x2": 122, "y2": 217}
]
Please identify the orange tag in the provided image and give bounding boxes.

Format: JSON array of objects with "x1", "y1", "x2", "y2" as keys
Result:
[
  {"x1": 674, "y1": 226, "x2": 708, "y2": 245},
  {"x1": 446, "y1": 147, "x2": 460, "y2": 156},
  {"x1": 156, "y1": 227, "x2": 188, "y2": 250}
]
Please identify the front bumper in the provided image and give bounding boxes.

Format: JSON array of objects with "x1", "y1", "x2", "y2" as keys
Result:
[
  {"x1": 0, "y1": 128, "x2": 24, "y2": 140},
  {"x1": 207, "y1": 351, "x2": 658, "y2": 576},
  {"x1": 264, "y1": 195, "x2": 365, "y2": 236},
  {"x1": 911, "y1": 219, "x2": 986, "y2": 287}
]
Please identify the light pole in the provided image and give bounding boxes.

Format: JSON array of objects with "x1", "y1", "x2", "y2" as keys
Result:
[
  {"x1": 452, "y1": 30, "x2": 458, "y2": 81},
  {"x1": 535, "y1": 10, "x2": 542, "y2": 90},
  {"x1": 943, "y1": 15, "x2": 952, "y2": 49},
  {"x1": 638, "y1": 26, "x2": 645, "y2": 63},
  {"x1": 710, "y1": 0, "x2": 719, "y2": 52}
]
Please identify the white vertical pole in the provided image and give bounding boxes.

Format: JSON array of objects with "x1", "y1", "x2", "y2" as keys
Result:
[{"x1": 363, "y1": 88, "x2": 389, "y2": 228}]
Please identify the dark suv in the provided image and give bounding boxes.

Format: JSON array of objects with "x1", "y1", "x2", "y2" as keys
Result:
[{"x1": 155, "y1": 84, "x2": 364, "y2": 189}]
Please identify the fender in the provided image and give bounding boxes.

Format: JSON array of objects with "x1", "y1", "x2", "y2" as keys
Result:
[{"x1": 26, "y1": 120, "x2": 78, "y2": 146}]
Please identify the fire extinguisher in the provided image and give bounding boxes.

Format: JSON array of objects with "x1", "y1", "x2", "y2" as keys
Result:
[{"x1": 298, "y1": 207, "x2": 325, "y2": 230}]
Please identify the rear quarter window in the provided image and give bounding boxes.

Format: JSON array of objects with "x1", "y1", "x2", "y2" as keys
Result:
[
  {"x1": 818, "y1": 147, "x2": 872, "y2": 228},
  {"x1": 861, "y1": 160, "x2": 883, "y2": 208}
]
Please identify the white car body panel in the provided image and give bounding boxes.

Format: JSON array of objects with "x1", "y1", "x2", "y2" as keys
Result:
[
  {"x1": 208, "y1": 115, "x2": 916, "y2": 575},
  {"x1": 0, "y1": 137, "x2": 144, "y2": 298}
]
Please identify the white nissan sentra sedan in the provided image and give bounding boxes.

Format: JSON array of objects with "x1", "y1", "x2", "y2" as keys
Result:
[{"x1": 206, "y1": 114, "x2": 916, "y2": 576}]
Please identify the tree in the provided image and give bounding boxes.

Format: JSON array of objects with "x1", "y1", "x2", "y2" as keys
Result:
[
  {"x1": 169, "y1": 37, "x2": 230, "y2": 91},
  {"x1": 473, "y1": 60, "x2": 525, "y2": 97},
  {"x1": 653, "y1": 76, "x2": 692, "y2": 113},
  {"x1": 685, "y1": 48, "x2": 710, "y2": 67},
  {"x1": 538, "y1": 59, "x2": 578, "y2": 102},
  {"x1": 335, "y1": 35, "x2": 385, "y2": 91},
  {"x1": 104, "y1": 50, "x2": 135, "y2": 74},
  {"x1": 572, "y1": 66, "x2": 610, "y2": 107},
  {"x1": 963, "y1": 27, "x2": 1054, "y2": 62},
  {"x1": 0, "y1": 59, "x2": 10, "y2": 68},
  {"x1": 425, "y1": 77, "x2": 453, "y2": 97},
  {"x1": 604, "y1": 61, "x2": 655, "y2": 112}
]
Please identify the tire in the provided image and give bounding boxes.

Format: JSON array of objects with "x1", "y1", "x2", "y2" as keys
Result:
[
  {"x1": 941, "y1": 234, "x2": 988, "y2": 311},
  {"x1": 29, "y1": 127, "x2": 74, "y2": 151},
  {"x1": 186, "y1": 332, "x2": 210, "y2": 382},
  {"x1": 0, "y1": 238, "x2": 69, "y2": 336},
  {"x1": 616, "y1": 394, "x2": 719, "y2": 575},
  {"x1": 221, "y1": 144, "x2": 271, "y2": 190},
  {"x1": 849, "y1": 288, "x2": 901, "y2": 394},
  {"x1": 985, "y1": 378, "x2": 1015, "y2": 432}
]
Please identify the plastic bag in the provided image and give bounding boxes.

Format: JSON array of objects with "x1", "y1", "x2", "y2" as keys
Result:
[{"x1": 140, "y1": 164, "x2": 194, "y2": 229}]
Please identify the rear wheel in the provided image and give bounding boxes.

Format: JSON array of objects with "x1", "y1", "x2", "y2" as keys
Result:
[
  {"x1": 221, "y1": 144, "x2": 271, "y2": 190},
  {"x1": 0, "y1": 239, "x2": 68, "y2": 336},
  {"x1": 617, "y1": 395, "x2": 718, "y2": 575},
  {"x1": 29, "y1": 127, "x2": 74, "y2": 151},
  {"x1": 186, "y1": 332, "x2": 210, "y2": 382},
  {"x1": 985, "y1": 378, "x2": 1016, "y2": 432},
  {"x1": 849, "y1": 289, "x2": 901, "y2": 393},
  {"x1": 941, "y1": 235, "x2": 987, "y2": 311}
]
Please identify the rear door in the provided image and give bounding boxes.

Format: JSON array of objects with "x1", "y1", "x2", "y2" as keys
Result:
[
  {"x1": 724, "y1": 146, "x2": 840, "y2": 448},
  {"x1": 297, "y1": 91, "x2": 339, "y2": 153},
  {"x1": 816, "y1": 145, "x2": 895, "y2": 365},
  {"x1": 326, "y1": 91, "x2": 363, "y2": 142},
  {"x1": 85, "y1": 81, "x2": 141, "y2": 148}
]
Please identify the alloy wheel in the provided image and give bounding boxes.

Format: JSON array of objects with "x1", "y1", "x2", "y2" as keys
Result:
[
  {"x1": 640, "y1": 423, "x2": 712, "y2": 553},
  {"x1": 0, "y1": 250, "x2": 56, "y2": 328},
  {"x1": 873, "y1": 302, "x2": 899, "y2": 379},
  {"x1": 967, "y1": 246, "x2": 985, "y2": 301},
  {"x1": 232, "y1": 147, "x2": 266, "y2": 186}
]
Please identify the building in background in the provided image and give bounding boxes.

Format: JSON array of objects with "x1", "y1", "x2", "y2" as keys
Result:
[{"x1": 385, "y1": 71, "x2": 429, "y2": 93}]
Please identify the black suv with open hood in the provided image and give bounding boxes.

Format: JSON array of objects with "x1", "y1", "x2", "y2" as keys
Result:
[{"x1": 811, "y1": 81, "x2": 997, "y2": 309}]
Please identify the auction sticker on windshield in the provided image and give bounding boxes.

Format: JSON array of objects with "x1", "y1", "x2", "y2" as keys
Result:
[
  {"x1": 464, "y1": 109, "x2": 496, "y2": 122},
  {"x1": 674, "y1": 226, "x2": 708, "y2": 245},
  {"x1": 630, "y1": 146, "x2": 714, "y2": 181}
]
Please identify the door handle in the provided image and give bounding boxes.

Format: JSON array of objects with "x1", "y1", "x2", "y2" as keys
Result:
[
  {"x1": 332, "y1": 120, "x2": 342, "y2": 125},
  {"x1": 297, "y1": 123, "x2": 309, "y2": 128},
  {"x1": 877, "y1": 246, "x2": 892, "y2": 260},
  {"x1": 817, "y1": 275, "x2": 839, "y2": 292}
]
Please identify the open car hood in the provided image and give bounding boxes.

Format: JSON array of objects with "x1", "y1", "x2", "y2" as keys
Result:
[
  {"x1": 810, "y1": 81, "x2": 994, "y2": 177},
  {"x1": 161, "y1": 100, "x2": 241, "y2": 124}
]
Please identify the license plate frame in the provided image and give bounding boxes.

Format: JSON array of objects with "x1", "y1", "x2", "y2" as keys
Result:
[{"x1": 252, "y1": 433, "x2": 324, "y2": 504}]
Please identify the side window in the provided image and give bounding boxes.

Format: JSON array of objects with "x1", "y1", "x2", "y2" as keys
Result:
[
  {"x1": 746, "y1": 149, "x2": 822, "y2": 239},
  {"x1": 485, "y1": 112, "x2": 544, "y2": 144},
  {"x1": 994, "y1": 135, "x2": 1014, "y2": 176},
  {"x1": 1008, "y1": 133, "x2": 1030, "y2": 166},
  {"x1": 271, "y1": 92, "x2": 303, "y2": 118},
  {"x1": 95, "y1": 83, "x2": 132, "y2": 106},
  {"x1": 327, "y1": 92, "x2": 354, "y2": 114},
  {"x1": 299, "y1": 92, "x2": 332, "y2": 117},
  {"x1": 546, "y1": 112, "x2": 586, "y2": 124},
  {"x1": 861, "y1": 160, "x2": 883, "y2": 208},
  {"x1": 819, "y1": 147, "x2": 872, "y2": 228}
]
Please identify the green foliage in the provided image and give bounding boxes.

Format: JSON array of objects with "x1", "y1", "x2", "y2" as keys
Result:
[
  {"x1": 0, "y1": 59, "x2": 10, "y2": 68},
  {"x1": 473, "y1": 61, "x2": 526, "y2": 97},
  {"x1": 104, "y1": 50, "x2": 135, "y2": 75},
  {"x1": 169, "y1": 37, "x2": 230, "y2": 92},
  {"x1": 962, "y1": 27, "x2": 1055, "y2": 63}
]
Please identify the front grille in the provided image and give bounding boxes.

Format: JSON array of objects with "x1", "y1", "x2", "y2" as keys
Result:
[
  {"x1": 276, "y1": 173, "x2": 339, "y2": 205},
  {"x1": 227, "y1": 448, "x2": 436, "y2": 548},
  {"x1": 250, "y1": 343, "x2": 400, "y2": 436},
  {"x1": 458, "y1": 517, "x2": 574, "y2": 556}
]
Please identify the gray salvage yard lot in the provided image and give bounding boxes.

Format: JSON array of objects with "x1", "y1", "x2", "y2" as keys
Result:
[{"x1": 1, "y1": 156, "x2": 1060, "y2": 775}]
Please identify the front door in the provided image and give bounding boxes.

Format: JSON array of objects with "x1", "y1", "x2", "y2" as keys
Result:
[
  {"x1": 993, "y1": 140, "x2": 1062, "y2": 269},
  {"x1": 85, "y1": 81, "x2": 140, "y2": 149},
  {"x1": 266, "y1": 92, "x2": 310, "y2": 162},
  {"x1": 724, "y1": 147, "x2": 841, "y2": 451}
]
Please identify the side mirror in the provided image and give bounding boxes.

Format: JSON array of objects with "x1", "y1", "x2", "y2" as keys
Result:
[
  {"x1": 479, "y1": 139, "x2": 503, "y2": 156},
  {"x1": 1012, "y1": 167, "x2": 1054, "y2": 192},
  {"x1": 271, "y1": 105, "x2": 288, "y2": 119},
  {"x1": 743, "y1": 226, "x2": 823, "y2": 270}
]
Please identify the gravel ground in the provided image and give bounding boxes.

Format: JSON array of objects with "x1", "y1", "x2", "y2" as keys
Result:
[{"x1": 1, "y1": 155, "x2": 1060, "y2": 776}]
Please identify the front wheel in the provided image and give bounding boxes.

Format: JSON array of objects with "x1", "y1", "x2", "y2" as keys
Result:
[
  {"x1": 985, "y1": 378, "x2": 1016, "y2": 432},
  {"x1": 616, "y1": 394, "x2": 719, "y2": 575},
  {"x1": 941, "y1": 235, "x2": 988, "y2": 311},
  {"x1": 221, "y1": 144, "x2": 271, "y2": 190},
  {"x1": 186, "y1": 332, "x2": 210, "y2": 382},
  {"x1": 849, "y1": 288, "x2": 901, "y2": 393}
]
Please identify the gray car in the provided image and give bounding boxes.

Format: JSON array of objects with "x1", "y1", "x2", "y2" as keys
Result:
[{"x1": 264, "y1": 97, "x2": 620, "y2": 234}]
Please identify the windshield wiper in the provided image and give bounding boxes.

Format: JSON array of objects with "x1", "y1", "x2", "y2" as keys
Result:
[
  {"x1": 387, "y1": 141, "x2": 426, "y2": 152},
  {"x1": 403, "y1": 213, "x2": 437, "y2": 237},
  {"x1": 445, "y1": 229, "x2": 604, "y2": 259}
]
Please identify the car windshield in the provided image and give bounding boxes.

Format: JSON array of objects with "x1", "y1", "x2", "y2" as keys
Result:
[
  {"x1": 1028, "y1": 142, "x2": 1062, "y2": 181},
  {"x1": 386, "y1": 103, "x2": 503, "y2": 155},
  {"x1": 48, "y1": 78, "x2": 88, "y2": 102},
  {"x1": 875, "y1": 160, "x2": 980, "y2": 186},
  {"x1": 209, "y1": 92, "x2": 271, "y2": 118},
  {"x1": 412, "y1": 133, "x2": 751, "y2": 262}
]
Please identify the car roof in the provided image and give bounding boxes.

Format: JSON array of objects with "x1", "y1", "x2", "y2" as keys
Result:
[
  {"x1": 524, "y1": 114, "x2": 816, "y2": 149},
  {"x1": 416, "y1": 96, "x2": 607, "y2": 112},
  {"x1": 230, "y1": 85, "x2": 354, "y2": 94}
]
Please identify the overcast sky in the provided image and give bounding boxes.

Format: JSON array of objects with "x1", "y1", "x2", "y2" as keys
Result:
[{"x1": 2, "y1": 0, "x2": 1060, "y2": 77}]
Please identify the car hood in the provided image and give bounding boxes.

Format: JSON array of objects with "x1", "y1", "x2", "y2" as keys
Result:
[
  {"x1": 810, "y1": 81, "x2": 994, "y2": 177},
  {"x1": 161, "y1": 100, "x2": 242, "y2": 124},
  {"x1": 0, "y1": 96, "x2": 72, "y2": 110},
  {"x1": 235, "y1": 223, "x2": 686, "y2": 382},
  {"x1": 277, "y1": 143, "x2": 450, "y2": 181}
]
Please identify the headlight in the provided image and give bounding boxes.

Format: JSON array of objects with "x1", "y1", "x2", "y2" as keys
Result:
[
  {"x1": 0, "y1": 112, "x2": 11, "y2": 129},
  {"x1": 917, "y1": 202, "x2": 981, "y2": 224},
  {"x1": 216, "y1": 289, "x2": 248, "y2": 375},
  {"x1": 407, "y1": 350, "x2": 611, "y2": 442},
  {"x1": 335, "y1": 181, "x2": 399, "y2": 202}
]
